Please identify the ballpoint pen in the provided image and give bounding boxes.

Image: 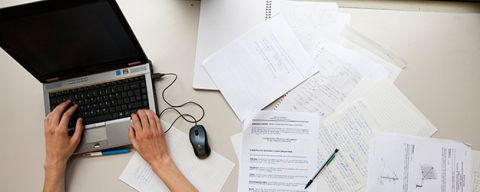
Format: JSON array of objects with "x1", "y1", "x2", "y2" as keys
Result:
[
  {"x1": 83, "y1": 149, "x2": 131, "y2": 157},
  {"x1": 304, "y1": 149, "x2": 339, "y2": 189}
]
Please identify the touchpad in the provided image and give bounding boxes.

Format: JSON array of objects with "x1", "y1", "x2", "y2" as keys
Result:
[{"x1": 85, "y1": 127, "x2": 107, "y2": 143}]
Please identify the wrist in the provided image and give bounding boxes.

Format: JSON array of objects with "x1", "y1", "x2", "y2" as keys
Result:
[{"x1": 44, "y1": 158, "x2": 67, "y2": 171}]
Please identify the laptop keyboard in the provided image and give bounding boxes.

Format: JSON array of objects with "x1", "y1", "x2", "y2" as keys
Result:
[{"x1": 48, "y1": 75, "x2": 150, "y2": 133}]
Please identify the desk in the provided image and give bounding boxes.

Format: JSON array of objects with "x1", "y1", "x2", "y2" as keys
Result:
[{"x1": 0, "y1": 0, "x2": 478, "y2": 191}]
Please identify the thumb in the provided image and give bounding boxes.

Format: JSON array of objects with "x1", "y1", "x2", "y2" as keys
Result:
[{"x1": 71, "y1": 118, "x2": 84, "y2": 146}]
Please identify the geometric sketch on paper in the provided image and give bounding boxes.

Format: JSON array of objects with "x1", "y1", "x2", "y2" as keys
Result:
[
  {"x1": 377, "y1": 158, "x2": 399, "y2": 185},
  {"x1": 415, "y1": 164, "x2": 437, "y2": 188}
]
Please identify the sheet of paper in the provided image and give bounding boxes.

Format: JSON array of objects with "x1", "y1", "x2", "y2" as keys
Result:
[
  {"x1": 362, "y1": 78, "x2": 437, "y2": 137},
  {"x1": 203, "y1": 14, "x2": 317, "y2": 121},
  {"x1": 334, "y1": 25, "x2": 407, "y2": 82},
  {"x1": 275, "y1": 47, "x2": 363, "y2": 121},
  {"x1": 193, "y1": 0, "x2": 266, "y2": 90},
  {"x1": 472, "y1": 150, "x2": 480, "y2": 192},
  {"x1": 271, "y1": 1, "x2": 343, "y2": 53},
  {"x1": 238, "y1": 111, "x2": 320, "y2": 192},
  {"x1": 314, "y1": 39, "x2": 389, "y2": 81},
  {"x1": 337, "y1": 76, "x2": 438, "y2": 137},
  {"x1": 119, "y1": 121, "x2": 235, "y2": 192},
  {"x1": 315, "y1": 99, "x2": 385, "y2": 192},
  {"x1": 367, "y1": 132, "x2": 471, "y2": 192},
  {"x1": 230, "y1": 132, "x2": 241, "y2": 160}
]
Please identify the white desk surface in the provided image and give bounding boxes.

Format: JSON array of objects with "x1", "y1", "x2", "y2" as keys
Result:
[{"x1": 0, "y1": 0, "x2": 479, "y2": 191}]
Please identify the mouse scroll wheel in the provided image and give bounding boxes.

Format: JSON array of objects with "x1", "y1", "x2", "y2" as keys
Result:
[{"x1": 195, "y1": 130, "x2": 199, "y2": 136}]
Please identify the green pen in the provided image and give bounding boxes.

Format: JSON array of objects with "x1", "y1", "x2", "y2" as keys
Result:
[{"x1": 304, "y1": 149, "x2": 339, "y2": 189}]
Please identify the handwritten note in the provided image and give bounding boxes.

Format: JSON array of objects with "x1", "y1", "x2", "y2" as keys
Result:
[
  {"x1": 203, "y1": 14, "x2": 317, "y2": 121},
  {"x1": 275, "y1": 47, "x2": 362, "y2": 121},
  {"x1": 315, "y1": 99, "x2": 385, "y2": 191}
]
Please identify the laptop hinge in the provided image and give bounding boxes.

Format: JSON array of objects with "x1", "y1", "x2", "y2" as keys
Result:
[
  {"x1": 128, "y1": 61, "x2": 141, "y2": 66},
  {"x1": 46, "y1": 77, "x2": 59, "y2": 82}
]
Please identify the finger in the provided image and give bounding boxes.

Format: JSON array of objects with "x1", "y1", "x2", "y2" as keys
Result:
[
  {"x1": 59, "y1": 104, "x2": 78, "y2": 127},
  {"x1": 137, "y1": 110, "x2": 151, "y2": 131},
  {"x1": 128, "y1": 126, "x2": 138, "y2": 148},
  {"x1": 145, "y1": 110, "x2": 158, "y2": 132},
  {"x1": 51, "y1": 100, "x2": 71, "y2": 124},
  {"x1": 131, "y1": 113, "x2": 143, "y2": 133},
  {"x1": 70, "y1": 118, "x2": 84, "y2": 146}
]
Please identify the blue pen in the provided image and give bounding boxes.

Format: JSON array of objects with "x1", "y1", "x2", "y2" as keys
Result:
[{"x1": 83, "y1": 149, "x2": 130, "y2": 157}]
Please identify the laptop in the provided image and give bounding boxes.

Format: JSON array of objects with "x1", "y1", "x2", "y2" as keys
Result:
[{"x1": 0, "y1": 0, "x2": 158, "y2": 154}]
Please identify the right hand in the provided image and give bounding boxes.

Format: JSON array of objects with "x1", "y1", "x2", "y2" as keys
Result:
[{"x1": 128, "y1": 109, "x2": 170, "y2": 166}]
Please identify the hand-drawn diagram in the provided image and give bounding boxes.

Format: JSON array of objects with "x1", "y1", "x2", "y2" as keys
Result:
[
  {"x1": 415, "y1": 164, "x2": 437, "y2": 188},
  {"x1": 377, "y1": 159, "x2": 399, "y2": 185}
]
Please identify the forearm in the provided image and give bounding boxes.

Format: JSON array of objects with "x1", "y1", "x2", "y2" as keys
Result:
[
  {"x1": 43, "y1": 161, "x2": 66, "y2": 192},
  {"x1": 150, "y1": 157, "x2": 198, "y2": 192}
]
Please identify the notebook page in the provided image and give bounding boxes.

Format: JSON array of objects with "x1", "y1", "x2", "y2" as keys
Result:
[
  {"x1": 363, "y1": 78, "x2": 438, "y2": 137},
  {"x1": 119, "y1": 121, "x2": 235, "y2": 192}
]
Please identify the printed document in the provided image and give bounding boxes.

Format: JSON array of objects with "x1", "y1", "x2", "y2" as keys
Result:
[
  {"x1": 367, "y1": 132, "x2": 471, "y2": 192},
  {"x1": 238, "y1": 111, "x2": 320, "y2": 192},
  {"x1": 203, "y1": 14, "x2": 317, "y2": 121}
]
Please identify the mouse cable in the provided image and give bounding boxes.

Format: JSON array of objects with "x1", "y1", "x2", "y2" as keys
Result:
[{"x1": 152, "y1": 73, "x2": 205, "y2": 133}]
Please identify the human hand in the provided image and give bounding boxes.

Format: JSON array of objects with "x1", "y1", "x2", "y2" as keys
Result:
[
  {"x1": 44, "y1": 100, "x2": 84, "y2": 169},
  {"x1": 128, "y1": 109, "x2": 170, "y2": 166}
]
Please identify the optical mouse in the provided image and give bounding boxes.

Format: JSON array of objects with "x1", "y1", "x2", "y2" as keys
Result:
[{"x1": 189, "y1": 125, "x2": 211, "y2": 159}]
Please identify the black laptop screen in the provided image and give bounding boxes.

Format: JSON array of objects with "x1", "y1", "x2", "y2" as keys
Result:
[{"x1": 0, "y1": 1, "x2": 140, "y2": 76}]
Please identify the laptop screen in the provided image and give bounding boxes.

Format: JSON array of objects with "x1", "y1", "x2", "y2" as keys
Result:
[{"x1": 0, "y1": 0, "x2": 145, "y2": 81}]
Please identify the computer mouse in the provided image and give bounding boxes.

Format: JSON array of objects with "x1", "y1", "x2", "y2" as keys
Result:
[{"x1": 189, "y1": 125, "x2": 211, "y2": 159}]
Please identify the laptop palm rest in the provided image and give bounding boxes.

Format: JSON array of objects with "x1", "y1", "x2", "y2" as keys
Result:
[{"x1": 82, "y1": 119, "x2": 133, "y2": 152}]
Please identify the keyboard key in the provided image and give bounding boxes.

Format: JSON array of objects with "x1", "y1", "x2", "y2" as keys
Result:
[
  {"x1": 121, "y1": 92, "x2": 128, "y2": 98},
  {"x1": 129, "y1": 96, "x2": 136, "y2": 103},
  {"x1": 112, "y1": 113, "x2": 119, "y2": 119},
  {"x1": 122, "y1": 104, "x2": 127, "y2": 111},
  {"x1": 141, "y1": 88, "x2": 146, "y2": 94},
  {"x1": 83, "y1": 114, "x2": 112, "y2": 124},
  {"x1": 128, "y1": 102, "x2": 142, "y2": 109},
  {"x1": 50, "y1": 98, "x2": 56, "y2": 105},
  {"x1": 124, "y1": 98, "x2": 130, "y2": 104},
  {"x1": 134, "y1": 77, "x2": 140, "y2": 81},
  {"x1": 143, "y1": 101, "x2": 148, "y2": 106},
  {"x1": 124, "y1": 85, "x2": 130, "y2": 91},
  {"x1": 109, "y1": 107, "x2": 115, "y2": 113},
  {"x1": 142, "y1": 94, "x2": 147, "y2": 100},
  {"x1": 140, "y1": 75, "x2": 145, "y2": 80},
  {"x1": 130, "y1": 83, "x2": 140, "y2": 89},
  {"x1": 118, "y1": 99, "x2": 124, "y2": 105},
  {"x1": 118, "y1": 86, "x2": 123, "y2": 92},
  {"x1": 140, "y1": 82, "x2": 146, "y2": 87},
  {"x1": 115, "y1": 106, "x2": 121, "y2": 112},
  {"x1": 119, "y1": 112, "x2": 124, "y2": 118},
  {"x1": 95, "y1": 84, "x2": 100, "y2": 89},
  {"x1": 125, "y1": 110, "x2": 131, "y2": 116}
]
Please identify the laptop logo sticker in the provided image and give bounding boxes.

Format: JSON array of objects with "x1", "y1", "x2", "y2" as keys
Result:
[{"x1": 123, "y1": 69, "x2": 129, "y2": 74}]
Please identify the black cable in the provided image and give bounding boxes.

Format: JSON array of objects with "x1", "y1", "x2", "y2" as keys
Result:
[{"x1": 153, "y1": 73, "x2": 205, "y2": 133}]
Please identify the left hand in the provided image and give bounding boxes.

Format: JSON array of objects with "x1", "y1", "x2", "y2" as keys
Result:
[{"x1": 44, "y1": 100, "x2": 84, "y2": 168}]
